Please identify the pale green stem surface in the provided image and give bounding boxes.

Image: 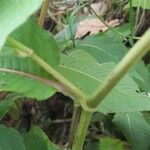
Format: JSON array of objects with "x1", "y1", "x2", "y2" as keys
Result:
[
  {"x1": 68, "y1": 104, "x2": 81, "y2": 148},
  {"x1": 72, "y1": 110, "x2": 92, "y2": 150}
]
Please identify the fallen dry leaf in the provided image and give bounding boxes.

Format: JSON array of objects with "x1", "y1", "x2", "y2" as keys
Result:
[
  {"x1": 90, "y1": 0, "x2": 112, "y2": 16},
  {"x1": 75, "y1": 18, "x2": 120, "y2": 39}
]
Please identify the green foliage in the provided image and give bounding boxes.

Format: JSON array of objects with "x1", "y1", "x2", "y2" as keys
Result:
[
  {"x1": 11, "y1": 17, "x2": 60, "y2": 67},
  {"x1": 3, "y1": 17, "x2": 150, "y2": 114},
  {"x1": 0, "y1": 1, "x2": 150, "y2": 150},
  {"x1": 23, "y1": 126, "x2": 62, "y2": 150},
  {"x1": 0, "y1": 125, "x2": 62, "y2": 150},
  {"x1": 0, "y1": 0, "x2": 42, "y2": 50},
  {"x1": 84, "y1": 137, "x2": 126, "y2": 150},
  {"x1": 132, "y1": 0, "x2": 150, "y2": 9},
  {"x1": 0, "y1": 94, "x2": 21, "y2": 119},
  {"x1": 0, "y1": 18, "x2": 60, "y2": 100},
  {"x1": 0, "y1": 125, "x2": 25, "y2": 150},
  {"x1": 61, "y1": 49, "x2": 150, "y2": 114},
  {"x1": 147, "y1": 64, "x2": 150, "y2": 73},
  {"x1": 132, "y1": 62, "x2": 150, "y2": 92},
  {"x1": 100, "y1": 137, "x2": 125, "y2": 150},
  {"x1": 84, "y1": 142, "x2": 99, "y2": 150},
  {"x1": 55, "y1": 22, "x2": 77, "y2": 49},
  {"x1": 113, "y1": 112, "x2": 150, "y2": 150},
  {"x1": 75, "y1": 33, "x2": 150, "y2": 92},
  {"x1": 75, "y1": 33, "x2": 127, "y2": 63}
]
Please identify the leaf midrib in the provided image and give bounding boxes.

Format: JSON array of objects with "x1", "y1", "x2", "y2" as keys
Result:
[
  {"x1": 60, "y1": 64, "x2": 139, "y2": 98},
  {"x1": 78, "y1": 43, "x2": 118, "y2": 61},
  {"x1": 0, "y1": 68, "x2": 58, "y2": 88}
]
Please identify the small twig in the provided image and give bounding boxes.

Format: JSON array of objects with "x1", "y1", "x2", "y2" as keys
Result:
[
  {"x1": 51, "y1": 119, "x2": 72, "y2": 124},
  {"x1": 38, "y1": 0, "x2": 51, "y2": 27}
]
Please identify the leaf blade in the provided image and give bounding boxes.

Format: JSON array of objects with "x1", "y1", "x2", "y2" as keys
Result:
[
  {"x1": 113, "y1": 112, "x2": 150, "y2": 150},
  {"x1": 23, "y1": 126, "x2": 62, "y2": 150},
  {"x1": 0, "y1": 0, "x2": 42, "y2": 50},
  {"x1": 60, "y1": 50, "x2": 150, "y2": 113},
  {"x1": 0, "y1": 125, "x2": 25, "y2": 150}
]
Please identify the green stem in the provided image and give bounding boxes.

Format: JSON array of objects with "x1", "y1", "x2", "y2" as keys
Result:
[
  {"x1": 38, "y1": 0, "x2": 51, "y2": 27},
  {"x1": 7, "y1": 37, "x2": 90, "y2": 110},
  {"x1": 129, "y1": 0, "x2": 135, "y2": 33},
  {"x1": 72, "y1": 109, "x2": 92, "y2": 150},
  {"x1": 87, "y1": 28, "x2": 150, "y2": 108},
  {"x1": 68, "y1": 104, "x2": 81, "y2": 148},
  {"x1": 69, "y1": 3, "x2": 88, "y2": 47}
]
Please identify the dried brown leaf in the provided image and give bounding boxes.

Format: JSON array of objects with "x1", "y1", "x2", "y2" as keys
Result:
[
  {"x1": 91, "y1": 0, "x2": 111, "y2": 16},
  {"x1": 75, "y1": 18, "x2": 120, "y2": 39}
]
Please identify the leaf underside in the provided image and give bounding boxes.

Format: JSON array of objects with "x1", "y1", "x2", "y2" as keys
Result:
[
  {"x1": 0, "y1": 0, "x2": 42, "y2": 50},
  {"x1": 0, "y1": 18, "x2": 61, "y2": 100},
  {"x1": 0, "y1": 94, "x2": 22, "y2": 119},
  {"x1": 0, "y1": 125, "x2": 25, "y2": 150},
  {"x1": 113, "y1": 112, "x2": 150, "y2": 150},
  {"x1": 0, "y1": 48, "x2": 56, "y2": 100},
  {"x1": 60, "y1": 50, "x2": 150, "y2": 113},
  {"x1": 1, "y1": 18, "x2": 150, "y2": 113},
  {"x1": 23, "y1": 126, "x2": 62, "y2": 150}
]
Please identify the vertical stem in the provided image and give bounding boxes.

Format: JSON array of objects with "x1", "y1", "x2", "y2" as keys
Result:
[
  {"x1": 68, "y1": 104, "x2": 81, "y2": 148},
  {"x1": 38, "y1": 0, "x2": 51, "y2": 27},
  {"x1": 72, "y1": 110, "x2": 92, "y2": 150},
  {"x1": 129, "y1": 0, "x2": 135, "y2": 33}
]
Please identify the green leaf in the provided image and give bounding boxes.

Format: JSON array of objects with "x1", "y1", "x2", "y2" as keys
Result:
[
  {"x1": 55, "y1": 22, "x2": 77, "y2": 49},
  {"x1": 0, "y1": 49, "x2": 56, "y2": 100},
  {"x1": 0, "y1": 125, "x2": 25, "y2": 150},
  {"x1": 0, "y1": 94, "x2": 21, "y2": 119},
  {"x1": 100, "y1": 137, "x2": 125, "y2": 150},
  {"x1": 113, "y1": 112, "x2": 150, "y2": 150},
  {"x1": 10, "y1": 17, "x2": 60, "y2": 67},
  {"x1": 2, "y1": 17, "x2": 150, "y2": 113},
  {"x1": 132, "y1": 62, "x2": 150, "y2": 92},
  {"x1": 23, "y1": 126, "x2": 62, "y2": 150},
  {"x1": 148, "y1": 64, "x2": 150, "y2": 72},
  {"x1": 0, "y1": 0, "x2": 42, "y2": 50},
  {"x1": 99, "y1": 92, "x2": 150, "y2": 113},
  {"x1": 84, "y1": 141, "x2": 99, "y2": 150},
  {"x1": 75, "y1": 33, "x2": 150, "y2": 92},
  {"x1": 75, "y1": 33, "x2": 127, "y2": 64},
  {"x1": 0, "y1": 18, "x2": 62, "y2": 100},
  {"x1": 132, "y1": 0, "x2": 150, "y2": 9},
  {"x1": 60, "y1": 50, "x2": 150, "y2": 113},
  {"x1": 84, "y1": 137, "x2": 127, "y2": 150}
]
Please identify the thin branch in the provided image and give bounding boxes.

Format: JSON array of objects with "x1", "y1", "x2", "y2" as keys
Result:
[
  {"x1": 51, "y1": 118, "x2": 72, "y2": 124},
  {"x1": 38, "y1": 0, "x2": 51, "y2": 27}
]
